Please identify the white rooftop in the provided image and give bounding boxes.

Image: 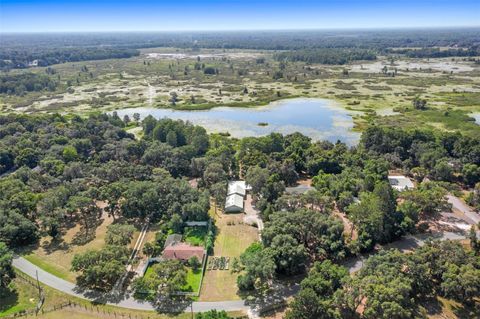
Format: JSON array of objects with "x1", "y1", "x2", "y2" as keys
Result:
[
  {"x1": 227, "y1": 180, "x2": 251, "y2": 196},
  {"x1": 388, "y1": 175, "x2": 414, "y2": 191},
  {"x1": 225, "y1": 193, "x2": 244, "y2": 209}
]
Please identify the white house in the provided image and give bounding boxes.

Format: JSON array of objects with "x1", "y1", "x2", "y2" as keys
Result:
[
  {"x1": 388, "y1": 175, "x2": 414, "y2": 191},
  {"x1": 227, "y1": 181, "x2": 251, "y2": 197},
  {"x1": 225, "y1": 180, "x2": 251, "y2": 212},
  {"x1": 225, "y1": 193, "x2": 244, "y2": 213}
]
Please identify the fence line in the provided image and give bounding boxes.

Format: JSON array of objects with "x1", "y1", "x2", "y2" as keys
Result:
[{"x1": 3, "y1": 299, "x2": 250, "y2": 319}]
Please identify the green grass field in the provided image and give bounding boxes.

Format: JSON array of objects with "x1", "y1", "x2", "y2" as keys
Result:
[
  {"x1": 183, "y1": 226, "x2": 207, "y2": 247},
  {"x1": 182, "y1": 267, "x2": 202, "y2": 293}
]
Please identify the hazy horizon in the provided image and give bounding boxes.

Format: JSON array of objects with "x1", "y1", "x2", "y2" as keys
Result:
[{"x1": 1, "y1": 0, "x2": 479, "y2": 33}]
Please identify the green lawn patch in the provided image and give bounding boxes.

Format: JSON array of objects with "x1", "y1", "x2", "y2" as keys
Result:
[
  {"x1": 182, "y1": 267, "x2": 202, "y2": 293},
  {"x1": 183, "y1": 227, "x2": 207, "y2": 247},
  {"x1": 0, "y1": 279, "x2": 38, "y2": 318},
  {"x1": 23, "y1": 254, "x2": 71, "y2": 281}
]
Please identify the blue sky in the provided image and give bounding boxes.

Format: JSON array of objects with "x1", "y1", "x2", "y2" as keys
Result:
[{"x1": 1, "y1": 0, "x2": 479, "y2": 32}]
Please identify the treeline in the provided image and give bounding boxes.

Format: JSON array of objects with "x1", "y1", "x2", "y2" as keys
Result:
[
  {"x1": 274, "y1": 48, "x2": 376, "y2": 65},
  {"x1": 0, "y1": 72, "x2": 57, "y2": 95},
  {"x1": 390, "y1": 47, "x2": 480, "y2": 58},
  {"x1": 287, "y1": 241, "x2": 480, "y2": 319},
  {"x1": 0, "y1": 113, "x2": 479, "y2": 304},
  {"x1": 362, "y1": 126, "x2": 480, "y2": 186},
  {"x1": 2, "y1": 28, "x2": 479, "y2": 54},
  {"x1": 0, "y1": 47, "x2": 139, "y2": 69}
]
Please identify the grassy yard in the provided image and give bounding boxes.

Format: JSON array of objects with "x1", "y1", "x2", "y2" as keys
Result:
[
  {"x1": 182, "y1": 267, "x2": 203, "y2": 293},
  {"x1": 0, "y1": 278, "x2": 39, "y2": 317},
  {"x1": 200, "y1": 208, "x2": 259, "y2": 301},
  {"x1": 422, "y1": 296, "x2": 480, "y2": 319},
  {"x1": 143, "y1": 263, "x2": 202, "y2": 294},
  {"x1": 21, "y1": 209, "x2": 142, "y2": 282},
  {"x1": 183, "y1": 226, "x2": 207, "y2": 247}
]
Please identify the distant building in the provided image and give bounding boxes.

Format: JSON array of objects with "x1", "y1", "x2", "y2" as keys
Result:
[
  {"x1": 163, "y1": 242, "x2": 205, "y2": 262},
  {"x1": 388, "y1": 175, "x2": 414, "y2": 191},
  {"x1": 285, "y1": 184, "x2": 314, "y2": 195}
]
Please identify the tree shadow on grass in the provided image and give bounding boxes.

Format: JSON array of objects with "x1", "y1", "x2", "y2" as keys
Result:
[
  {"x1": 71, "y1": 215, "x2": 104, "y2": 246},
  {"x1": 0, "y1": 286, "x2": 19, "y2": 313},
  {"x1": 41, "y1": 237, "x2": 69, "y2": 255}
]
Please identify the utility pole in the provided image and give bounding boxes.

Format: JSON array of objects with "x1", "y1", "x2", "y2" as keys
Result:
[{"x1": 36, "y1": 270, "x2": 41, "y2": 297}]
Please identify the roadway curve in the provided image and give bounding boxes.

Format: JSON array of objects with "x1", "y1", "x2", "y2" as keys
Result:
[
  {"x1": 12, "y1": 256, "x2": 248, "y2": 312},
  {"x1": 13, "y1": 230, "x2": 479, "y2": 314}
]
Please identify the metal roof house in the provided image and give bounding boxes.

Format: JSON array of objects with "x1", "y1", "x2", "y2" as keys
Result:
[
  {"x1": 224, "y1": 180, "x2": 250, "y2": 213},
  {"x1": 225, "y1": 193, "x2": 244, "y2": 213},
  {"x1": 227, "y1": 181, "x2": 250, "y2": 197},
  {"x1": 388, "y1": 175, "x2": 415, "y2": 191}
]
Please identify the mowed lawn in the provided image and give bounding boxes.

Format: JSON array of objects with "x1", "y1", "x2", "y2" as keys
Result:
[
  {"x1": 199, "y1": 209, "x2": 259, "y2": 301},
  {"x1": 182, "y1": 267, "x2": 202, "y2": 293},
  {"x1": 23, "y1": 210, "x2": 141, "y2": 282}
]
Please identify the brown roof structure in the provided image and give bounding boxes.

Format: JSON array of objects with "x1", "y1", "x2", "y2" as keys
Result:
[{"x1": 163, "y1": 242, "x2": 205, "y2": 261}]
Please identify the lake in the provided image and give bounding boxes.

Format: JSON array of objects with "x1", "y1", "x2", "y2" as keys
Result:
[{"x1": 114, "y1": 98, "x2": 361, "y2": 145}]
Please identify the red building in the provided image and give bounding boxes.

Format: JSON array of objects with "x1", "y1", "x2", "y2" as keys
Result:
[{"x1": 162, "y1": 242, "x2": 205, "y2": 262}]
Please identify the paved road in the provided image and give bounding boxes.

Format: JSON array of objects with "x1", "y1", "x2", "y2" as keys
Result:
[
  {"x1": 447, "y1": 194, "x2": 480, "y2": 225},
  {"x1": 13, "y1": 229, "x2": 478, "y2": 313},
  {"x1": 12, "y1": 256, "x2": 248, "y2": 312}
]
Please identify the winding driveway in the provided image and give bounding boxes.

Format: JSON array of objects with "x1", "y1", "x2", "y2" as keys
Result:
[{"x1": 447, "y1": 194, "x2": 480, "y2": 225}]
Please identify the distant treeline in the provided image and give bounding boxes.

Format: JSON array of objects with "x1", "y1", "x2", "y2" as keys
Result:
[
  {"x1": 2, "y1": 28, "x2": 479, "y2": 51},
  {"x1": 0, "y1": 73, "x2": 57, "y2": 95},
  {"x1": 390, "y1": 47, "x2": 480, "y2": 58},
  {"x1": 274, "y1": 48, "x2": 377, "y2": 64},
  {"x1": 1, "y1": 29, "x2": 479, "y2": 69},
  {"x1": 0, "y1": 47, "x2": 139, "y2": 69}
]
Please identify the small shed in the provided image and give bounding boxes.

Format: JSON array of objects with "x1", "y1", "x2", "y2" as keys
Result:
[
  {"x1": 225, "y1": 193, "x2": 244, "y2": 213},
  {"x1": 388, "y1": 175, "x2": 414, "y2": 191}
]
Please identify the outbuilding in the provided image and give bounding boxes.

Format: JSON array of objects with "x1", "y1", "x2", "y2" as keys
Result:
[
  {"x1": 225, "y1": 193, "x2": 244, "y2": 213},
  {"x1": 388, "y1": 175, "x2": 414, "y2": 191}
]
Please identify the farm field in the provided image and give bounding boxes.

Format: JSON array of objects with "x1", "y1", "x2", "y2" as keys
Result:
[{"x1": 200, "y1": 208, "x2": 259, "y2": 301}]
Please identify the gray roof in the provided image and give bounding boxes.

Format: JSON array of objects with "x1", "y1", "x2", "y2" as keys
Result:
[
  {"x1": 285, "y1": 184, "x2": 314, "y2": 195},
  {"x1": 225, "y1": 193, "x2": 244, "y2": 209},
  {"x1": 227, "y1": 181, "x2": 247, "y2": 196},
  {"x1": 164, "y1": 234, "x2": 183, "y2": 249}
]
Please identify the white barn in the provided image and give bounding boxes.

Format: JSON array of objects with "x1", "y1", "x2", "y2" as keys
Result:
[
  {"x1": 225, "y1": 193, "x2": 244, "y2": 213},
  {"x1": 224, "y1": 180, "x2": 250, "y2": 213}
]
